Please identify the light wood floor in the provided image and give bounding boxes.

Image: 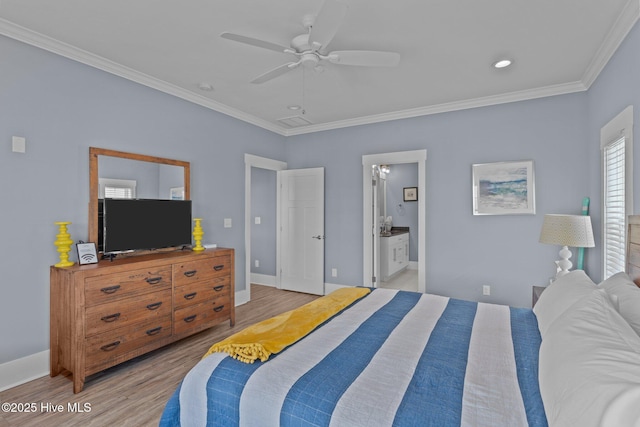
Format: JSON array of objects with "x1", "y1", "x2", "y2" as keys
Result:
[{"x1": 0, "y1": 285, "x2": 319, "y2": 427}]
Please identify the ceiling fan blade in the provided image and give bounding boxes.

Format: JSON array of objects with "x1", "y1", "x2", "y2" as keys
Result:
[
  {"x1": 250, "y1": 62, "x2": 300, "y2": 84},
  {"x1": 308, "y1": 0, "x2": 348, "y2": 51},
  {"x1": 220, "y1": 32, "x2": 289, "y2": 54},
  {"x1": 328, "y1": 50, "x2": 401, "y2": 67}
]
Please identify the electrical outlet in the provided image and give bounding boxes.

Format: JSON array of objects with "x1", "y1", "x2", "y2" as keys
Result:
[
  {"x1": 331, "y1": 268, "x2": 338, "y2": 277},
  {"x1": 483, "y1": 285, "x2": 491, "y2": 296},
  {"x1": 255, "y1": 260, "x2": 259, "y2": 268}
]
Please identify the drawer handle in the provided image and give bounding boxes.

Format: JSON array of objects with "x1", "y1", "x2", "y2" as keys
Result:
[
  {"x1": 146, "y1": 326, "x2": 163, "y2": 336},
  {"x1": 100, "y1": 341, "x2": 121, "y2": 352},
  {"x1": 213, "y1": 305, "x2": 225, "y2": 313},
  {"x1": 101, "y1": 313, "x2": 121, "y2": 323},
  {"x1": 183, "y1": 292, "x2": 197, "y2": 300},
  {"x1": 146, "y1": 277, "x2": 162, "y2": 285},
  {"x1": 213, "y1": 265, "x2": 224, "y2": 271},
  {"x1": 100, "y1": 285, "x2": 121, "y2": 294},
  {"x1": 183, "y1": 270, "x2": 197, "y2": 277},
  {"x1": 146, "y1": 302, "x2": 162, "y2": 310},
  {"x1": 183, "y1": 315, "x2": 197, "y2": 323},
  {"x1": 213, "y1": 285, "x2": 224, "y2": 292}
]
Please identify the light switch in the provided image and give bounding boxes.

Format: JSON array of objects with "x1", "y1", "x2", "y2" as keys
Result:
[
  {"x1": 224, "y1": 218, "x2": 232, "y2": 228},
  {"x1": 255, "y1": 216, "x2": 261, "y2": 224},
  {"x1": 12, "y1": 136, "x2": 26, "y2": 153}
]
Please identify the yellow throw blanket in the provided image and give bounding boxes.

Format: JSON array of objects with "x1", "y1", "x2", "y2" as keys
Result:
[{"x1": 203, "y1": 287, "x2": 371, "y2": 363}]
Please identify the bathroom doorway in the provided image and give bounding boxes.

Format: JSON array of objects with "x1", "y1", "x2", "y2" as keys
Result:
[{"x1": 362, "y1": 150, "x2": 426, "y2": 293}]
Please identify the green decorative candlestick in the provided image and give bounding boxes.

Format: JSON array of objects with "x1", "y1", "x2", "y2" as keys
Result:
[
  {"x1": 54, "y1": 222, "x2": 74, "y2": 267},
  {"x1": 192, "y1": 218, "x2": 204, "y2": 252}
]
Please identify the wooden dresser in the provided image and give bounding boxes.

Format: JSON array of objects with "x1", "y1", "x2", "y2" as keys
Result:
[{"x1": 50, "y1": 248, "x2": 234, "y2": 393}]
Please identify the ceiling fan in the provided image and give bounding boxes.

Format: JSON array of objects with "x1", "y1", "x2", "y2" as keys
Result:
[{"x1": 220, "y1": 0, "x2": 401, "y2": 84}]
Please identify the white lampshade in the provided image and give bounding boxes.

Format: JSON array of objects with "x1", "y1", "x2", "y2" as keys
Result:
[
  {"x1": 539, "y1": 214, "x2": 595, "y2": 248},
  {"x1": 539, "y1": 214, "x2": 595, "y2": 278}
]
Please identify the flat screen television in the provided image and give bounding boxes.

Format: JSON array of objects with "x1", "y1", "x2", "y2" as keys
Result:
[{"x1": 100, "y1": 198, "x2": 192, "y2": 255}]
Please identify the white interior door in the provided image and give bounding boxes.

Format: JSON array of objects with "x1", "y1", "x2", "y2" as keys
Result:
[{"x1": 279, "y1": 168, "x2": 325, "y2": 295}]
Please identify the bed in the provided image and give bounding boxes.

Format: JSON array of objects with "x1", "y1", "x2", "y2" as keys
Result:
[{"x1": 159, "y1": 216, "x2": 640, "y2": 427}]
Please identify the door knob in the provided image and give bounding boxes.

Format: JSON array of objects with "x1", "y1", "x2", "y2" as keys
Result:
[{"x1": 312, "y1": 235, "x2": 325, "y2": 240}]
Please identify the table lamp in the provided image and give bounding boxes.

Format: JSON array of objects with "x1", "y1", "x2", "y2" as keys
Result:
[{"x1": 539, "y1": 214, "x2": 595, "y2": 278}]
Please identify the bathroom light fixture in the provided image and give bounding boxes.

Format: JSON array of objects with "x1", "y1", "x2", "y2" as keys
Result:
[
  {"x1": 493, "y1": 59, "x2": 512, "y2": 69},
  {"x1": 380, "y1": 165, "x2": 390, "y2": 174}
]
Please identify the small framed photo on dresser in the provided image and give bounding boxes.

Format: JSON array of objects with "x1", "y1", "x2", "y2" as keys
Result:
[{"x1": 76, "y1": 242, "x2": 98, "y2": 265}]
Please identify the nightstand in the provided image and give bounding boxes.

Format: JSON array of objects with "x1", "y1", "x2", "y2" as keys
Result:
[{"x1": 532, "y1": 286, "x2": 546, "y2": 308}]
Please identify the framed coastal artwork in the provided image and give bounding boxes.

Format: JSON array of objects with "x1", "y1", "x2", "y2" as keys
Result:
[{"x1": 472, "y1": 160, "x2": 535, "y2": 215}]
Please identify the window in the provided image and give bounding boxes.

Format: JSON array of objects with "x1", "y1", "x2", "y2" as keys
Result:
[
  {"x1": 99, "y1": 178, "x2": 136, "y2": 199},
  {"x1": 601, "y1": 106, "x2": 633, "y2": 279}
]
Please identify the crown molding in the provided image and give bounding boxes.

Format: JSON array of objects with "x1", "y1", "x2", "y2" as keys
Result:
[
  {"x1": 283, "y1": 81, "x2": 588, "y2": 136},
  {"x1": 1, "y1": 1, "x2": 638, "y2": 139},
  {"x1": 0, "y1": 18, "x2": 288, "y2": 136},
  {"x1": 581, "y1": 0, "x2": 640, "y2": 88}
]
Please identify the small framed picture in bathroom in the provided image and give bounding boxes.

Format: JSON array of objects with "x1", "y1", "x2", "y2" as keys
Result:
[{"x1": 403, "y1": 187, "x2": 418, "y2": 202}]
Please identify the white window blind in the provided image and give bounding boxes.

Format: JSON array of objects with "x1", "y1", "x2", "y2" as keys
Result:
[
  {"x1": 603, "y1": 136, "x2": 626, "y2": 279},
  {"x1": 104, "y1": 185, "x2": 134, "y2": 199},
  {"x1": 98, "y1": 178, "x2": 137, "y2": 199}
]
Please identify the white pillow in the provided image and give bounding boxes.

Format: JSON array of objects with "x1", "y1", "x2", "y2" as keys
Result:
[
  {"x1": 533, "y1": 270, "x2": 596, "y2": 337},
  {"x1": 599, "y1": 272, "x2": 640, "y2": 336},
  {"x1": 539, "y1": 288, "x2": 640, "y2": 427}
]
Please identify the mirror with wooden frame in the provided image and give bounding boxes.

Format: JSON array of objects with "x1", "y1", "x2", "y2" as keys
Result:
[{"x1": 88, "y1": 147, "x2": 191, "y2": 248}]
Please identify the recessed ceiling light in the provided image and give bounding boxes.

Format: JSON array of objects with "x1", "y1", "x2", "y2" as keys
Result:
[
  {"x1": 197, "y1": 82, "x2": 214, "y2": 91},
  {"x1": 287, "y1": 105, "x2": 302, "y2": 111},
  {"x1": 493, "y1": 59, "x2": 512, "y2": 69}
]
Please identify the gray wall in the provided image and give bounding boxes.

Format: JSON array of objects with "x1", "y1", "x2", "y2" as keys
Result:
[
  {"x1": 586, "y1": 19, "x2": 640, "y2": 283},
  {"x1": 251, "y1": 167, "x2": 277, "y2": 275},
  {"x1": 2, "y1": 17, "x2": 640, "y2": 367},
  {"x1": 0, "y1": 35, "x2": 286, "y2": 363},
  {"x1": 286, "y1": 93, "x2": 590, "y2": 308}
]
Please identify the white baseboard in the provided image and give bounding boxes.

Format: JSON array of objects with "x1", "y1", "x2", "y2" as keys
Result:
[
  {"x1": 1, "y1": 289, "x2": 250, "y2": 393},
  {"x1": 0, "y1": 350, "x2": 49, "y2": 392},
  {"x1": 235, "y1": 289, "x2": 250, "y2": 306},
  {"x1": 324, "y1": 282, "x2": 353, "y2": 295},
  {"x1": 250, "y1": 273, "x2": 276, "y2": 287},
  {"x1": 0, "y1": 284, "x2": 355, "y2": 392}
]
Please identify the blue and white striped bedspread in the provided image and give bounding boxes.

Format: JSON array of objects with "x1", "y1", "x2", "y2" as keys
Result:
[{"x1": 159, "y1": 289, "x2": 547, "y2": 427}]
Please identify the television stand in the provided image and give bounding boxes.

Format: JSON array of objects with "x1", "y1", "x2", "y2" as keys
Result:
[
  {"x1": 50, "y1": 247, "x2": 235, "y2": 393},
  {"x1": 102, "y1": 253, "x2": 117, "y2": 262}
]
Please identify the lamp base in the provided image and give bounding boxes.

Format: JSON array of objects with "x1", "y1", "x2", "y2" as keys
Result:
[{"x1": 554, "y1": 245, "x2": 573, "y2": 278}]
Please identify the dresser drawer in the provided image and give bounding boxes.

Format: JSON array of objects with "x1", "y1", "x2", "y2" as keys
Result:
[
  {"x1": 85, "y1": 289, "x2": 172, "y2": 336},
  {"x1": 173, "y1": 297, "x2": 230, "y2": 335},
  {"x1": 173, "y1": 276, "x2": 230, "y2": 309},
  {"x1": 173, "y1": 256, "x2": 231, "y2": 287},
  {"x1": 84, "y1": 266, "x2": 171, "y2": 306},
  {"x1": 85, "y1": 316, "x2": 172, "y2": 372}
]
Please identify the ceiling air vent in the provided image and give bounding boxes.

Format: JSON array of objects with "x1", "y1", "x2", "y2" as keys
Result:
[{"x1": 277, "y1": 115, "x2": 313, "y2": 128}]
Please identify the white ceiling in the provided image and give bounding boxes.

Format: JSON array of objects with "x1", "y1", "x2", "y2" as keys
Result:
[{"x1": 0, "y1": 0, "x2": 638, "y2": 136}]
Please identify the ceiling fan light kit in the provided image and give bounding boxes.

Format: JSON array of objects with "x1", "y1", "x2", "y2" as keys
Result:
[{"x1": 220, "y1": 0, "x2": 401, "y2": 85}]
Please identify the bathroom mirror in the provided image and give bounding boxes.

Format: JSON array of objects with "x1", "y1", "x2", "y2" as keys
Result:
[{"x1": 88, "y1": 147, "x2": 190, "y2": 245}]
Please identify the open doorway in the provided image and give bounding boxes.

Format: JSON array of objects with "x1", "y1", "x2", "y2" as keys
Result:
[
  {"x1": 362, "y1": 150, "x2": 427, "y2": 293},
  {"x1": 373, "y1": 162, "x2": 419, "y2": 291},
  {"x1": 243, "y1": 154, "x2": 287, "y2": 305}
]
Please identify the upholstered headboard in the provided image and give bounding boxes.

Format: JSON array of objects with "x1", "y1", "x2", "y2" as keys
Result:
[{"x1": 627, "y1": 215, "x2": 640, "y2": 287}]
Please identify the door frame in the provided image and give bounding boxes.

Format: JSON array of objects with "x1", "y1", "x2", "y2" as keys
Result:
[
  {"x1": 362, "y1": 150, "x2": 427, "y2": 293},
  {"x1": 244, "y1": 154, "x2": 287, "y2": 304}
]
